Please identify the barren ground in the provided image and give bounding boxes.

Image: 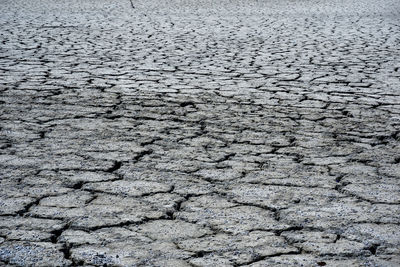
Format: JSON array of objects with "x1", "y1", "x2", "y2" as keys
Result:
[{"x1": 1, "y1": 0, "x2": 400, "y2": 266}]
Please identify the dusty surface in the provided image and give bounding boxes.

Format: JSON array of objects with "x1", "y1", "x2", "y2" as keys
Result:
[{"x1": 1, "y1": 0, "x2": 400, "y2": 266}]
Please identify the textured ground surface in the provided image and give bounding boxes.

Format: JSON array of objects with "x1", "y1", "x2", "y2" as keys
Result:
[{"x1": 1, "y1": 0, "x2": 400, "y2": 266}]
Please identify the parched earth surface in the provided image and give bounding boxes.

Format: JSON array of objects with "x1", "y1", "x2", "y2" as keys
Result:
[{"x1": 1, "y1": 0, "x2": 400, "y2": 266}]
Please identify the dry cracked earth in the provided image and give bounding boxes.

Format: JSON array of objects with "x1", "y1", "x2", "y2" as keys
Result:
[{"x1": 1, "y1": 0, "x2": 400, "y2": 266}]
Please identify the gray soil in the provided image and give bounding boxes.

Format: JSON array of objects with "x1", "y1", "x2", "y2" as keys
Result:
[{"x1": 1, "y1": 0, "x2": 400, "y2": 266}]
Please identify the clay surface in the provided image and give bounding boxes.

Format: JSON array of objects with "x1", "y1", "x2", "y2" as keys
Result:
[{"x1": 1, "y1": 0, "x2": 400, "y2": 266}]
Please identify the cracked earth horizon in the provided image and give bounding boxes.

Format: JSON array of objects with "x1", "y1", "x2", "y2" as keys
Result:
[{"x1": 1, "y1": 0, "x2": 400, "y2": 266}]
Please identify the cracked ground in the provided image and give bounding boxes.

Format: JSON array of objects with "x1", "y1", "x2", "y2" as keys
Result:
[{"x1": 1, "y1": 0, "x2": 400, "y2": 266}]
